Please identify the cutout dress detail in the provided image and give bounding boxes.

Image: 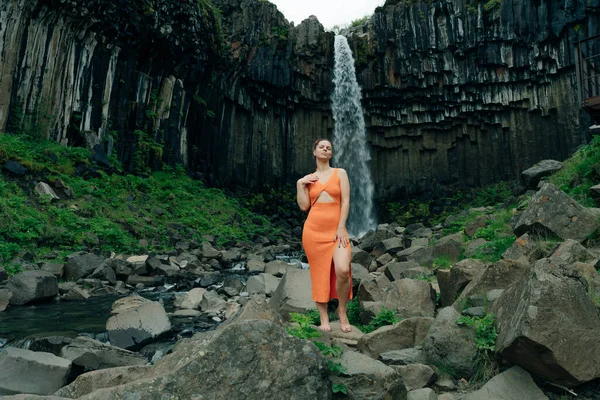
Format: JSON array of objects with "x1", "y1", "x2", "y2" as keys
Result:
[{"x1": 302, "y1": 168, "x2": 353, "y2": 302}]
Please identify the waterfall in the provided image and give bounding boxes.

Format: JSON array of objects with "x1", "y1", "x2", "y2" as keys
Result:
[{"x1": 332, "y1": 35, "x2": 377, "y2": 238}]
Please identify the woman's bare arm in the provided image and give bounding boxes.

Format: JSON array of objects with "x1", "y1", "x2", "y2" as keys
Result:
[{"x1": 297, "y1": 174, "x2": 318, "y2": 211}]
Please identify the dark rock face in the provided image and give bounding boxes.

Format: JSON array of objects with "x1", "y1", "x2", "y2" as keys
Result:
[
  {"x1": 349, "y1": 0, "x2": 597, "y2": 197},
  {"x1": 1, "y1": 0, "x2": 598, "y2": 198}
]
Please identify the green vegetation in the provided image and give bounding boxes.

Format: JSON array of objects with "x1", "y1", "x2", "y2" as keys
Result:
[
  {"x1": 346, "y1": 299, "x2": 401, "y2": 333},
  {"x1": 287, "y1": 313, "x2": 347, "y2": 395},
  {"x1": 549, "y1": 136, "x2": 600, "y2": 208},
  {"x1": 385, "y1": 181, "x2": 513, "y2": 228},
  {"x1": 432, "y1": 255, "x2": 452, "y2": 269},
  {"x1": 467, "y1": 0, "x2": 502, "y2": 14},
  {"x1": 271, "y1": 26, "x2": 288, "y2": 40},
  {"x1": 0, "y1": 133, "x2": 275, "y2": 267},
  {"x1": 456, "y1": 314, "x2": 499, "y2": 382},
  {"x1": 350, "y1": 15, "x2": 371, "y2": 27}
]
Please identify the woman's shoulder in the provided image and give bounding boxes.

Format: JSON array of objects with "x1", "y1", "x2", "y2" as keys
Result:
[{"x1": 336, "y1": 168, "x2": 348, "y2": 176}]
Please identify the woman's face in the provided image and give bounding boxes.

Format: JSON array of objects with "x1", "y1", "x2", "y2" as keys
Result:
[{"x1": 313, "y1": 140, "x2": 333, "y2": 160}]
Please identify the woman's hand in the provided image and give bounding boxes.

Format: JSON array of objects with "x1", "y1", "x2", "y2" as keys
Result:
[
  {"x1": 334, "y1": 227, "x2": 349, "y2": 248},
  {"x1": 299, "y1": 173, "x2": 319, "y2": 186}
]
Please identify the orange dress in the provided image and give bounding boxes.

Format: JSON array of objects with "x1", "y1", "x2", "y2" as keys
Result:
[{"x1": 302, "y1": 168, "x2": 353, "y2": 303}]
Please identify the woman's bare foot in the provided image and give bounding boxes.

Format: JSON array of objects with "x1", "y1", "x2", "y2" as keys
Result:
[
  {"x1": 318, "y1": 323, "x2": 332, "y2": 332},
  {"x1": 338, "y1": 312, "x2": 352, "y2": 333}
]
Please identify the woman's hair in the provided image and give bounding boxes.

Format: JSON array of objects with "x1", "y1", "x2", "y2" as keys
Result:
[{"x1": 312, "y1": 138, "x2": 332, "y2": 151}]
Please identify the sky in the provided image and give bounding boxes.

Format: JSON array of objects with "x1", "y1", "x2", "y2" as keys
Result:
[{"x1": 269, "y1": 0, "x2": 386, "y2": 30}]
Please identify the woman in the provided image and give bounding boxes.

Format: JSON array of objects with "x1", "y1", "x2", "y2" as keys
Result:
[{"x1": 296, "y1": 138, "x2": 352, "y2": 333}]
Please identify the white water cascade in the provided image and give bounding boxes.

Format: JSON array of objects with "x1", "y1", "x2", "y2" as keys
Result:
[{"x1": 331, "y1": 35, "x2": 377, "y2": 238}]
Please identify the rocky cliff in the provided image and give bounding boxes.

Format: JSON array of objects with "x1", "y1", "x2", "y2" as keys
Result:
[{"x1": 0, "y1": 0, "x2": 598, "y2": 198}]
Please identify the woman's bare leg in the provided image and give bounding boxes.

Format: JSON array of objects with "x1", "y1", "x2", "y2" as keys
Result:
[
  {"x1": 316, "y1": 301, "x2": 331, "y2": 332},
  {"x1": 333, "y1": 245, "x2": 352, "y2": 332}
]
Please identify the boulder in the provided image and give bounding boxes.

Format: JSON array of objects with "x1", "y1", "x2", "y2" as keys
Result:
[
  {"x1": 3, "y1": 160, "x2": 27, "y2": 175},
  {"x1": 0, "y1": 347, "x2": 71, "y2": 395},
  {"x1": 245, "y1": 273, "x2": 280, "y2": 296},
  {"x1": 358, "y1": 317, "x2": 434, "y2": 359},
  {"x1": 246, "y1": 259, "x2": 266, "y2": 273},
  {"x1": 452, "y1": 259, "x2": 530, "y2": 311},
  {"x1": 90, "y1": 264, "x2": 116, "y2": 285},
  {"x1": 521, "y1": 159, "x2": 563, "y2": 189},
  {"x1": 178, "y1": 288, "x2": 206, "y2": 309},
  {"x1": 200, "y1": 241, "x2": 221, "y2": 259},
  {"x1": 40, "y1": 263, "x2": 64, "y2": 278},
  {"x1": 351, "y1": 247, "x2": 373, "y2": 268},
  {"x1": 54, "y1": 365, "x2": 151, "y2": 399},
  {"x1": 331, "y1": 349, "x2": 406, "y2": 400},
  {"x1": 106, "y1": 296, "x2": 171, "y2": 349},
  {"x1": 268, "y1": 269, "x2": 314, "y2": 319},
  {"x1": 60, "y1": 336, "x2": 147, "y2": 370},
  {"x1": 550, "y1": 239, "x2": 593, "y2": 264},
  {"x1": 437, "y1": 259, "x2": 486, "y2": 307},
  {"x1": 0, "y1": 288, "x2": 13, "y2": 311},
  {"x1": 513, "y1": 183, "x2": 600, "y2": 242},
  {"x1": 422, "y1": 307, "x2": 477, "y2": 379},
  {"x1": 396, "y1": 364, "x2": 437, "y2": 391},
  {"x1": 384, "y1": 260, "x2": 420, "y2": 281},
  {"x1": 379, "y1": 346, "x2": 426, "y2": 366},
  {"x1": 407, "y1": 388, "x2": 437, "y2": 400},
  {"x1": 384, "y1": 279, "x2": 436, "y2": 318},
  {"x1": 357, "y1": 274, "x2": 391, "y2": 303},
  {"x1": 358, "y1": 228, "x2": 396, "y2": 252},
  {"x1": 350, "y1": 263, "x2": 372, "y2": 288},
  {"x1": 220, "y1": 295, "x2": 284, "y2": 328},
  {"x1": 200, "y1": 290, "x2": 227, "y2": 312},
  {"x1": 6, "y1": 271, "x2": 58, "y2": 305},
  {"x1": 67, "y1": 320, "x2": 331, "y2": 399},
  {"x1": 62, "y1": 286, "x2": 90, "y2": 301},
  {"x1": 491, "y1": 258, "x2": 600, "y2": 386},
  {"x1": 264, "y1": 260, "x2": 293, "y2": 276},
  {"x1": 372, "y1": 237, "x2": 404, "y2": 258},
  {"x1": 461, "y1": 366, "x2": 547, "y2": 400},
  {"x1": 65, "y1": 253, "x2": 105, "y2": 281}
]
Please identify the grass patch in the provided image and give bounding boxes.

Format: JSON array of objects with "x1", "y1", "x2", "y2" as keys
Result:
[
  {"x1": 548, "y1": 136, "x2": 600, "y2": 207},
  {"x1": 346, "y1": 299, "x2": 401, "y2": 333},
  {"x1": 0, "y1": 133, "x2": 277, "y2": 266},
  {"x1": 433, "y1": 255, "x2": 452, "y2": 269},
  {"x1": 456, "y1": 314, "x2": 499, "y2": 383}
]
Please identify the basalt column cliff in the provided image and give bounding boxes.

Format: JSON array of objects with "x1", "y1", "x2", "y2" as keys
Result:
[{"x1": 0, "y1": 0, "x2": 598, "y2": 197}]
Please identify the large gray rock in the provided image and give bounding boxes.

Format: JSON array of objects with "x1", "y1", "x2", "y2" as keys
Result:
[
  {"x1": 59, "y1": 336, "x2": 147, "y2": 370},
  {"x1": 521, "y1": 159, "x2": 563, "y2": 189},
  {"x1": 245, "y1": 273, "x2": 281, "y2": 296},
  {"x1": 358, "y1": 228, "x2": 396, "y2": 252},
  {"x1": 384, "y1": 260, "x2": 420, "y2": 281},
  {"x1": 372, "y1": 237, "x2": 405, "y2": 258},
  {"x1": 65, "y1": 253, "x2": 105, "y2": 281},
  {"x1": 268, "y1": 269, "x2": 314, "y2": 319},
  {"x1": 358, "y1": 317, "x2": 434, "y2": 359},
  {"x1": 396, "y1": 364, "x2": 437, "y2": 391},
  {"x1": 6, "y1": 271, "x2": 58, "y2": 305},
  {"x1": 550, "y1": 239, "x2": 593, "y2": 264},
  {"x1": 331, "y1": 349, "x2": 406, "y2": 400},
  {"x1": 452, "y1": 259, "x2": 530, "y2": 311},
  {"x1": 379, "y1": 347, "x2": 425, "y2": 366},
  {"x1": 351, "y1": 247, "x2": 374, "y2": 268},
  {"x1": 422, "y1": 307, "x2": 477, "y2": 379},
  {"x1": 491, "y1": 258, "x2": 600, "y2": 386},
  {"x1": 437, "y1": 259, "x2": 486, "y2": 307},
  {"x1": 402, "y1": 233, "x2": 464, "y2": 267},
  {"x1": 90, "y1": 264, "x2": 116, "y2": 285},
  {"x1": 407, "y1": 388, "x2": 437, "y2": 400},
  {"x1": 61, "y1": 319, "x2": 331, "y2": 399},
  {"x1": 461, "y1": 366, "x2": 547, "y2": 400},
  {"x1": 0, "y1": 288, "x2": 13, "y2": 311},
  {"x1": 219, "y1": 295, "x2": 285, "y2": 329},
  {"x1": 178, "y1": 287, "x2": 206, "y2": 309},
  {"x1": 513, "y1": 183, "x2": 600, "y2": 242},
  {"x1": 54, "y1": 365, "x2": 152, "y2": 398},
  {"x1": 384, "y1": 279, "x2": 436, "y2": 318},
  {"x1": 106, "y1": 296, "x2": 171, "y2": 349},
  {"x1": 0, "y1": 347, "x2": 71, "y2": 395}
]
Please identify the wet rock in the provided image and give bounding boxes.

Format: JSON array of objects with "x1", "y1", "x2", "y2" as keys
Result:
[
  {"x1": 106, "y1": 296, "x2": 171, "y2": 349},
  {"x1": 65, "y1": 253, "x2": 105, "y2": 281},
  {"x1": 6, "y1": 271, "x2": 58, "y2": 305},
  {"x1": 60, "y1": 336, "x2": 147, "y2": 370},
  {"x1": 358, "y1": 317, "x2": 434, "y2": 359},
  {"x1": 0, "y1": 347, "x2": 71, "y2": 395}
]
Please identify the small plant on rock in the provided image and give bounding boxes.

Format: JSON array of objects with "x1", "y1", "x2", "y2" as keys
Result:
[{"x1": 456, "y1": 313, "x2": 499, "y2": 382}]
